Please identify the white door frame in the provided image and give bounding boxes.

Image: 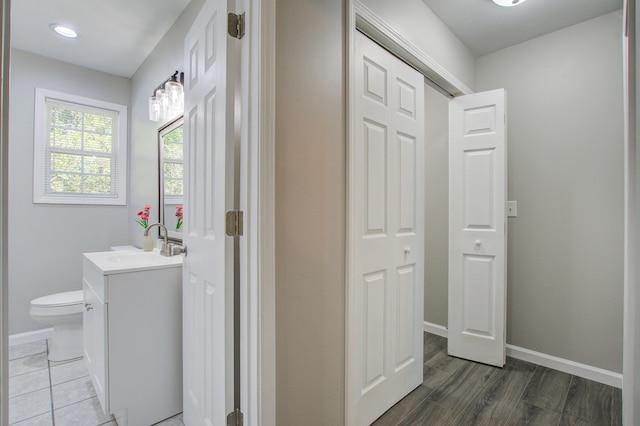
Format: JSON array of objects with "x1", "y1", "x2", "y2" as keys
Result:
[
  {"x1": 0, "y1": 0, "x2": 277, "y2": 425},
  {"x1": 241, "y1": 0, "x2": 276, "y2": 424},
  {"x1": 345, "y1": 1, "x2": 471, "y2": 423}
]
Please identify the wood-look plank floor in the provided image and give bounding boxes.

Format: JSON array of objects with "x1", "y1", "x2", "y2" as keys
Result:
[{"x1": 372, "y1": 333, "x2": 621, "y2": 426}]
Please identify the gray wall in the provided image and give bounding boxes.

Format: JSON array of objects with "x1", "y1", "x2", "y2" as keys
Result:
[
  {"x1": 8, "y1": 49, "x2": 131, "y2": 334},
  {"x1": 275, "y1": 0, "x2": 346, "y2": 424},
  {"x1": 128, "y1": 0, "x2": 204, "y2": 248},
  {"x1": 475, "y1": 11, "x2": 624, "y2": 372},
  {"x1": 424, "y1": 83, "x2": 449, "y2": 327}
]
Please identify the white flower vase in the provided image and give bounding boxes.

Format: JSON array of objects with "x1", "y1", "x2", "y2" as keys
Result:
[{"x1": 142, "y1": 233, "x2": 154, "y2": 252}]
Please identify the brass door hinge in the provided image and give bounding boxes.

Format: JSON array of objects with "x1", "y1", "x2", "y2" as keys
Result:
[
  {"x1": 228, "y1": 12, "x2": 246, "y2": 39},
  {"x1": 226, "y1": 211, "x2": 244, "y2": 237}
]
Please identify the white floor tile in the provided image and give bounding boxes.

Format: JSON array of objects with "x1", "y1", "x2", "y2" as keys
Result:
[
  {"x1": 10, "y1": 412, "x2": 53, "y2": 426},
  {"x1": 9, "y1": 353, "x2": 48, "y2": 378},
  {"x1": 9, "y1": 369, "x2": 50, "y2": 398},
  {"x1": 9, "y1": 341, "x2": 47, "y2": 361},
  {"x1": 50, "y1": 358, "x2": 88, "y2": 385},
  {"x1": 8, "y1": 388, "x2": 52, "y2": 424},
  {"x1": 53, "y1": 397, "x2": 113, "y2": 426},
  {"x1": 52, "y1": 376, "x2": 96, "y2": 409}
]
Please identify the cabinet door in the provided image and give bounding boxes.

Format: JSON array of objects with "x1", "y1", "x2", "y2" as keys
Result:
[{"x1": 83, "y1": 279, "x2": 108, "y2": 412}]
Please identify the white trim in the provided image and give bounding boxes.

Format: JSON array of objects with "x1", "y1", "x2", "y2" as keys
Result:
[
  {"x1": 9, "y1": 328, "x2": 53, "y2": 347},
  {"x1": 256, "y1": 0, "x2": 276, "y2": 424},
  {"x1": 353, "y1": 0, "x2": 472, "y2": 97},
  {"x1": 507, "y1": 345, "x2": 623, "y2": 389},
  {"x1": 32, "y1": 88, "x2": 128, "y2": 205},
  {"x1": 421, "y1": 322, "x2": 622, "y2": 389},
  {"x1": 422, "y1": 321, "x2": 448, "y2": 338},
  {"x1": 240, "y1": 0, "x2": 276, "y2": 425}
]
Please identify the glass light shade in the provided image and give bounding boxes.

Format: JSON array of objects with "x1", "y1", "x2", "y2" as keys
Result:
[
  {"x1": 148, "y1": 96, "x2": 160, "y2": 121},
  {"x1": 155, "y1": 89, "x2": 169, "y2": 121},
  {"x1": 165, "y1": 81, "x2": 184, "y2": 108},
  {"x1": 492, "y1": 0, "x2": 527, "y2": 6}
]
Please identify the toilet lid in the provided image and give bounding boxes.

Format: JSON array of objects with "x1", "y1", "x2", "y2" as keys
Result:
[{"x1": 31, "y1": 290, "x2": 83, "y2": 307}]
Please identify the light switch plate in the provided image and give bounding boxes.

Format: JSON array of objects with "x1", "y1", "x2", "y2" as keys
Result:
[{"x1": 507, "y1": 201, "x2": 517, "y2": 217}]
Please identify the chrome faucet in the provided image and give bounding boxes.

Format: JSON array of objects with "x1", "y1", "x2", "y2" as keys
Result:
[
  {"x1": 144, "y1": 223, "x2": 170, "y2": 255},
  {"x1": 143, "y1": 223, "x2": 187, "y2": 257}
]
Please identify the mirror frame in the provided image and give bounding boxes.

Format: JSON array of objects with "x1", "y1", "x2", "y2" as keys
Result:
[{"x1": 158, "y1": 115, "x2": 184, "y2": 243}]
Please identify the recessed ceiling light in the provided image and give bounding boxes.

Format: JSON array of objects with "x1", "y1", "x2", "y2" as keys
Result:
[
  {"x1": 49, "y1": 24, "x2": 78, "y2": 38},
  {"x1": 492, "y1": 0, "x2": 527, "y2": 6}
]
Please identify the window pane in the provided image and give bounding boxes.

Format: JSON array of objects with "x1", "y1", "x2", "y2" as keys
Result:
[
  {"x1": 85, "y1": 133, "x2": 113, "y2": 153},
  {"x1": 51, "y1": 152, "x2": 82, "y2": 172},
  {"x1": 84, "y1": 113, "x2": 113, "y2": 135},
  {"x1": 165, "y1": 179, "x2": 183, "y2": 196},
  {"x1": 84, "y1": 156, "x2": 112, "y2": 175},
  {"x1": 163, "y1": 127, "x2": 183, "y2": 160},
  {"x1": 52, "y1": 128, "x2": 82, "y2": 150},
  {"x1": 50, "y1": 173, "x2": 81, "y2": 193},
  {"x1": 50, "y1": 107, "x2": 82, "y2": 130},
  {"x1": 164, "y1": 163, "x2": 183, "y2": 179},
  {"x1": 83, "y1": 175, "x2": 112, "y2": 194},
  {"x1": 163, "y1": 141, "x2": 183, "y2": 160}
]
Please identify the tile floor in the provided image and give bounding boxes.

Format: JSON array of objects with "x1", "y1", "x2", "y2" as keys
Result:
[{"x1": 9, "y1": 339, "x2": 184, "y2": 426}]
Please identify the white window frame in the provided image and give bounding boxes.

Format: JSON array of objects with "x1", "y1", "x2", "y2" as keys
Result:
[{"x1": 33, "y1": 88, "x2": 128, "y2": 205}]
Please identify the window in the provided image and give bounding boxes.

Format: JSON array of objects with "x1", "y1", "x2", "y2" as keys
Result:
[{"x1": 33, "y1": 88, "x2": 128, "y2": 205}]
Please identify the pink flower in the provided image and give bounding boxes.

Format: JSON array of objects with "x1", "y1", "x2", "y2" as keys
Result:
[
  {"x1": 175, "y1": 205, "x2": 183, "y2": 230},
  {"x1": 135, "y1": 205, "x2": 151, "y2": 228}
]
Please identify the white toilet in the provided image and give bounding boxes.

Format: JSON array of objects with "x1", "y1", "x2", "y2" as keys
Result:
[{"x1": 29, "y1": 290, "x2": 84, "y2": 361}]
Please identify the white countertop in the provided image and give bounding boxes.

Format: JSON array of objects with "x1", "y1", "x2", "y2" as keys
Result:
[{"x1": 83, "y1": 249, "x2": 183, "y2": 274}]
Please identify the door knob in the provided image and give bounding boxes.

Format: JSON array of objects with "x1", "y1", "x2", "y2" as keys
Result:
[
  {"x1": 85, "y1": 303, "x2": 93, "y2": 311},
  {"x1": 475, "y1": 240, "x2": 482, "y2": 246},
  {"x1": 404, "y1": 246, "x2": 411, "y2": 254}
]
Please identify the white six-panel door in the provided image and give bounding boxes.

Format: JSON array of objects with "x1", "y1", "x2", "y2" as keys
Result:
[
  {"x1": 348, "y1": 31, "x2": 425, "y2": 426},
  {"x1": 182, "y1": 0, "x2": 236, "y2": 424},
  {"x1": 448, "y1": 89, "x2": 507, "y2": 368}
]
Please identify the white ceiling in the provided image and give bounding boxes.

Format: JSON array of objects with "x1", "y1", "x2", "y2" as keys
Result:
[
  {"x1": 10, "y1": 0, "x2": 192, "y2": 77},
  {"x1": 422, "y1": 0, "x2": 623, "y2": 57},
  {"x1": 10, "y1": 0, "x2": 625, "y2": 77}
]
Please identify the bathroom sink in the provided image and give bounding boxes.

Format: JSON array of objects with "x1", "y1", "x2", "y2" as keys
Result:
[
  {"x1": 107, "y1": 252, "x2": 168, "y2": 264},
  {"x1": 83, "y1": 249, "x2": 183, "y2": 274}
]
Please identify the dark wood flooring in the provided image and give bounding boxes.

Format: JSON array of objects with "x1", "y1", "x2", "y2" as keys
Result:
[{"x1": 372, "y1": 333, "x2": 622, "y2": 426}]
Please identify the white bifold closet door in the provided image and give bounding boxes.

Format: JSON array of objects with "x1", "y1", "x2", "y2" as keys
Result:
[
  {"x1": 448, "y1": 89, "x2": 507, "y2": 368},
  {"x1": 348, "y1": 31, "x2": 425, "y2": 426}
]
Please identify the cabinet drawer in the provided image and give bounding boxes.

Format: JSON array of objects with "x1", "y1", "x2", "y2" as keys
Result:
[{"x1": 82, "y1": 256, "x2": 105, "y2": 303}]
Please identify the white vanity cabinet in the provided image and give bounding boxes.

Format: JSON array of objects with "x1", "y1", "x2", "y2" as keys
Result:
[{"x1": 82, "y1": 251, "x2": 183, "y2": 426}]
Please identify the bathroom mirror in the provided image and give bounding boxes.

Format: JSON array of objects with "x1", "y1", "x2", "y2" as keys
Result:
[{"x1": 159, "y1": 116, "x2": 184, "y2": 243}]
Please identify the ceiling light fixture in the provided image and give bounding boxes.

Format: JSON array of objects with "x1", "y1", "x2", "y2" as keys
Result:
[
  {"x1": 492, "y1": 0, "x2": 527, "y2": 7},
  {"x1": 49, "y1": 24, "x2": 78, "y2": 38}
]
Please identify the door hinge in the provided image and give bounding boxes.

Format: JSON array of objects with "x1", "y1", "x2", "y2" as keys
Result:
[
  {"x1": 228, "y1": 12, "x2": 246, "y2": 39},
  {"x1": 226, "y1": 211, "x2": 244, "y2": 237},
  {"x1": 227, "y1": 409, "x2": 244, "y2": 426}
]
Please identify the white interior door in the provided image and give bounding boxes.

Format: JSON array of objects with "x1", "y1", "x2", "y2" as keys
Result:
[
  {"x1": 348, "y1": 31, "x2": 425, "y2": 426},
  {"x1": 182, "y1": 0, "x2": 236, "y2": 424},
  {"x1": 448, "y1": 89, "x2": 507, "y2": 367}
]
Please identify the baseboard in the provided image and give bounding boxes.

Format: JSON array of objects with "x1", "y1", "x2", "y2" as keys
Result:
[
  {"x1": 423, "y1": 321, "x2": 448, "y2": 338},
  {"x1": 506, "y1": 344, "x2": 623, "y2": 389},
  {"x1": 9, "y1": 328, "x2": 53, "y2": 347},
  {"x1": 422, "y1": 321, "x2": 622, "y2": 389}
]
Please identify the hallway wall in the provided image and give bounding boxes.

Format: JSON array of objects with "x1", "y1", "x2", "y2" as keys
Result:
[{"x1": 476, "y1": 11, "x2": 625, "y2": 373}]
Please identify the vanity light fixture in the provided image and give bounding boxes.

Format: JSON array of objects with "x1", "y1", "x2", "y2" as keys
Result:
[
  {"x1": 492, "y1": 0, "x2": 527, "y2": 6},
  {"x1": 49, "y1": 23, "x2": 78, "y2": 38},
  {"x1": 149, "y1": 71, "x2": 185, "y2": 122}
]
